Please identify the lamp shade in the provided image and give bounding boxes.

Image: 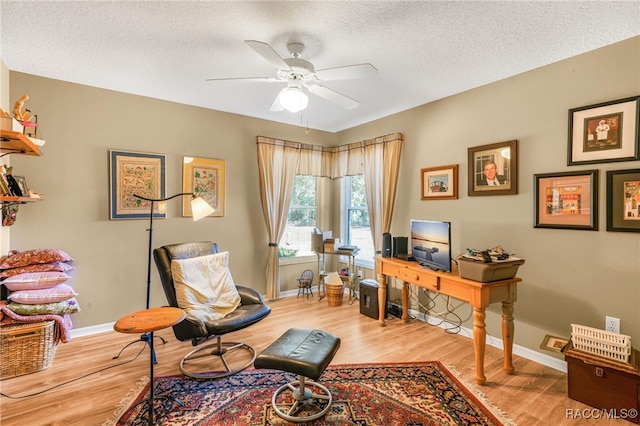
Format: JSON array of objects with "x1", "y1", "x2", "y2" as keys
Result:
[
  {"x1": 279, "y1": 87, "x2": 309, "y2": 113},
  {"x1": 191, "y1": 196, "x2": 215, "y2": 221}
]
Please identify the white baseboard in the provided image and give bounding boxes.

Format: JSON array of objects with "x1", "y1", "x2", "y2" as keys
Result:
[
  {"x1": 69, "y1": 295, "x2": 566, "y2": 373},
  {"x1": 407, "y1": 308, "x2": 567, "y2": 373}
]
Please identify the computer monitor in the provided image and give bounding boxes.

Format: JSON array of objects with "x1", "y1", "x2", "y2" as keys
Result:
[{"x1": 410, "y1": 219, "x2": 452, "y2": 272}]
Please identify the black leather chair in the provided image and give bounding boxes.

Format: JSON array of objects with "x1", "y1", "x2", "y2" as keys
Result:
[{"x1": 154, "y1": 241, "x2": 271, "y2": 379}]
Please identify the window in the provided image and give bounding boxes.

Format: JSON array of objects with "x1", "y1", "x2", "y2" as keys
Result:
[
  {"x1": 280, "y1": 175, "x2": 317, "y2": 258},
  {"x1": 345, "y1": 175, "x2": 374, "y2": 265}
]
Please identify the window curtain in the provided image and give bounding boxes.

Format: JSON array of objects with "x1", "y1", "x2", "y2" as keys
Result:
[
  {"x1": 256, "y1": 133, "x2": 402, "y2": 298},
  {"x1": 257, "y1": 138, "x2": 301, "y2": 299},
  {"x1": 362, "y1": 135, "x2": 403, "y2": 255}
]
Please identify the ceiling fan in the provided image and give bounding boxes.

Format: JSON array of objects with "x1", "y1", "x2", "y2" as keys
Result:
[{"x1": 206, "y1": 40, "x2": 377, "y2": 113}]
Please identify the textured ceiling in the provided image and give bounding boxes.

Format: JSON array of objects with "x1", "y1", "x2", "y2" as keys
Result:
[{"x1": 1, "y1": 1, "x2": 639, "y2": 132}]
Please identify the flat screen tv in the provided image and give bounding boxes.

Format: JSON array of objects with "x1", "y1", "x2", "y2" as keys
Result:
[{"x1": 410, "y1": 219, "x2": 452, "y2": 272}]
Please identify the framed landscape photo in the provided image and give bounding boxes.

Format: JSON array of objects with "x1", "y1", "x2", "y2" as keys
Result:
[
  {"x1": 468, "y1": 140, "x2": 518, "y2": 196},
  {"x1": 182, "y1": 156, "x2": 225, "y2": 217},
  {"x1": 421, "y1": 164, "x2": 458, "y2": 200},
  {"x1": 606, "y1": 168, "x2": 640, "y2": 233},
  {"x1": 534, "y1": 170, "x2": 598, "y2": 231},
  {"x1": 568, "y1": 96, "x2": 640, "y2": 165},
  {"x1": 109, "y1": 150, "x2": 166, "y2": 220}
]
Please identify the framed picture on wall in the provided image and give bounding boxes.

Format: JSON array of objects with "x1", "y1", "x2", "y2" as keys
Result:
[
  {"x1": 421, "y1": 164, "x2": 458, "y2": 200},
  {"x1": 606, "y1": 168, "x2": 640, "y2": 233},
  {"x1": 468, "y1": 140, "x2": 518, "y2": 196},
  {"x1": 109, "y1": 150, "x2": 166, "y2": 220},
  {"x1": 182, "y1": 156, "x2": 225, "y2": 217},
  {"x1": 567, "y1": 96, "x2": 640, "y2": 165},
  {"x1": 533, "y1": 170, "x2": 598, "y2": 231}
]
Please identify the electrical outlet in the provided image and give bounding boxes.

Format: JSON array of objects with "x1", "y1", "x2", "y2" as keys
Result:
[{"x1": 605, "y1": 316, "x2": 620, "y2": 334}]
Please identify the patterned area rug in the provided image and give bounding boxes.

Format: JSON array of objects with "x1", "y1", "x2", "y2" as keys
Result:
[{"x1": 104, "y1": 362, "x2": 515, "y2": 426}]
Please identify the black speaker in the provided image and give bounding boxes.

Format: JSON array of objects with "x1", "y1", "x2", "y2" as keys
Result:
[
  {"x1": 393, "y1": 236, "x2": 408, "y2": 258},
  {"x1": 382, "y1": 232, "x2": 392, "y2": 258}
]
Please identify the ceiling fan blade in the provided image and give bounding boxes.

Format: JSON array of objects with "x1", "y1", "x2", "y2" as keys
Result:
[
  {"x1": 314, "y1": 63, "x2": 377, "y2": 81},
  {"x1": 245, "y1": 40, "x2": 290, "y2": 70},
  {"x1": 269, "y1": 91, "x2": 284, "y2": 112},
  {"x1": 205, "y1": 76, "x2": 279, "y2": 83},
  {"x1": 307, "y1": 85, "x2": 360, "y2": 110}
]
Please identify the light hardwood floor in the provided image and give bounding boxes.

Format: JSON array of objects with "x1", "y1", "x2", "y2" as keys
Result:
[{"x1": 0, "y1": 295, "x2": 627, "y2": 425}]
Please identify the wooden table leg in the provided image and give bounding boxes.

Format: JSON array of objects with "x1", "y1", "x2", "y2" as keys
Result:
[
  {"x1": 401, "y1": 281, "x2": 410, "y2": 323},
  {"x1": 473, "y1": 307, "x2": 487, "y2": 385},
  {"x1": 501, "y1": 301, "x2": 515, "y2": 374},
  {"x1": 377, "y1": 273, "x2": 387, "y2": 326}
]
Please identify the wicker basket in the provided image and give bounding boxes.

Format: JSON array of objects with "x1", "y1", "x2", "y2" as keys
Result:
[
  {"x1": 571, "y1": 323, "x2": 631, "y2": 364},
  {"x1": 0, "y1": 321, "x2": 57, "y2": 380},
  {"x1": 326, "y1": 284, "x2": 344, "y2": 307}
]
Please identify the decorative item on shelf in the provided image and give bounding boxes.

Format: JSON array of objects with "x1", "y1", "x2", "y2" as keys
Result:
[
  {"x1": 12, "y1": 94, "x2": 40, "y2": 139},
  {"x1": 4, "y1": 167, "x2": 22, "y2": 197},
  {"x1": 323, "y1": 238, "x2": 336, "y2": 253}
]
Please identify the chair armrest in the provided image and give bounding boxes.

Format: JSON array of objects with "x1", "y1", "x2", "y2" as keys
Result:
[{"x1": 236, "y1": 285, "x2": 266, "y2": 305}]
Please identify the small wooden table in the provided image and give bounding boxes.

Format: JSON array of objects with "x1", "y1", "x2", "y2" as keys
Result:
[
  {"x1": 376, "y1": 257, "x2": 521, "y2": 385},
  {"x1": 114, "y1": 307, "x2": 185, "y2": 426}
]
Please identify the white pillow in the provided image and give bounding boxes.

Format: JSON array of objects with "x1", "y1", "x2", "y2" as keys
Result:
[{"x1": 170, "y1": 252, "x2": 241, "y2": 329}]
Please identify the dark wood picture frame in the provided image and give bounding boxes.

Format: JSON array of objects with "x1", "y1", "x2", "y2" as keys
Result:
[
  {"x1": 421, "y1": 164, "x2": 458, "y2": 200},
  {"x1": 606, "y1": 168, "x2": 640, "y2": 233},
  {"x1": 468, "y1": 140, "x2": 518, "y2": 196},
  {"x1": 534, "y1": 170, "x2": 598, "y2": 231},
  {"x1": 568, "y1": 96, "x2": 640, "y2": 165},
  {"x1": 109, "y1": 150, "x2": 166, "y2": 220}
]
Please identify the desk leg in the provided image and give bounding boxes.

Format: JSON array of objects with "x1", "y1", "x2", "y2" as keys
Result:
[
  {"x1": 401, "y1": 281, "x2": 410, "y2": 323},
  {"x1": 501, "y1": 301, "x2": 515, "y2": 374},
  {"x1": 377, "y1": 273, "x2": 387, "y2": 326},
  {"x1": 473, "y1": 308, "x2": 487, "y2": 385}
]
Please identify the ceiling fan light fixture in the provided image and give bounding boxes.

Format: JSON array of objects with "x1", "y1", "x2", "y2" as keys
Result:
[{"x1": 279, "y1": 86, "x2": 308, "y2": 113}]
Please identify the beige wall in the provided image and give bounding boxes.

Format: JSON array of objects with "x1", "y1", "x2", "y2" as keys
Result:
[
  {"x1": 6, "y1": 73, "x2": 336, "y2": 327},
  {"x1": 4, "y1": 36, "x2": 640, "y2": 360},
  {"x1": 338, "y1": 37, "x2": 640, "y2": 356}
]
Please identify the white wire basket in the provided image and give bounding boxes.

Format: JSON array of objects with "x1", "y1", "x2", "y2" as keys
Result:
[{"x1": 571, "y1": 324, "x2": 631, "y2": 364}]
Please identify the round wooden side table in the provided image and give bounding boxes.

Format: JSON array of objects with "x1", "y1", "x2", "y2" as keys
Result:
[{"x1": 114, "y1": 307, "x2": 185, "y2": 426}]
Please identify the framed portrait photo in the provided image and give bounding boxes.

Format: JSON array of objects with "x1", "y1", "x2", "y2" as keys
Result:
[
  {"x1": 421, "y1": 164, "x2": 458, "y2": 200},
  {"x1": 568, "y1": 96, "x2": 640, "y2": 165},
  {"x1": 534, "y1": 170, "x2": 598, "y2": 231},
  {"x1": 109, "y1": 150, "x2": 166, "y2": 220},
  {"x1": 468, "y1": 140, "x2": 518, "y2": 196},
  {"x1": 182, "y1": 156, "x2": 225, "y2": 217},
  {"x1": 606, "y1": 168, "x2": 640, "y2": 233}
]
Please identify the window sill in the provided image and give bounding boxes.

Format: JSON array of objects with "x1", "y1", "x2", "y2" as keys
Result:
[{"x1": 279, "y1": 254, "x2": 317, "y2": 266}]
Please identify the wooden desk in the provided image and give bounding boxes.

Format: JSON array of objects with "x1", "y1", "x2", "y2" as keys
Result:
[{"x1": 376, "y1": 257, "x2": 521, "y2": 385}]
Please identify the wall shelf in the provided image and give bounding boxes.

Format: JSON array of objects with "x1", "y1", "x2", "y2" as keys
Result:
[{"x1": 0, "y1": 129, "x2": 42, "y2": 156}]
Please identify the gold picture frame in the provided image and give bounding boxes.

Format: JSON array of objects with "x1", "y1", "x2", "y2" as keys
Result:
[
  {"x1": 540, "y1": 335, "x2": 569, "y2": 353},
  {"x1": 421, "y1": 164, "x2": 458, "y2": 200},
  {"x1": 182, "y1": 156, "x2": 225, "y2": 217}
]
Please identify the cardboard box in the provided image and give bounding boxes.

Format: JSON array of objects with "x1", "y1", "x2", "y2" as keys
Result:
[
  {"x1": 0, "y1": 117, "x2": 23, "y2": 132},
  {"x1": 457, "y1": 256, "x2": 524, "y2": 282},
  {"x1": 564, "y1": 341, "x2": 640, "y2": 424}
]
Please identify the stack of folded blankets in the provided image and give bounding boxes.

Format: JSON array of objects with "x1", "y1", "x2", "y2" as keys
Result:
[{"x1": 0, "y1": 248, "x2": 78, "y2": 343}]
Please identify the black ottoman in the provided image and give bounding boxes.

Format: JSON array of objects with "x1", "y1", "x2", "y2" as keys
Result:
[{"x1": 254, "y1": 328, "x2": 341, "y2": 422}]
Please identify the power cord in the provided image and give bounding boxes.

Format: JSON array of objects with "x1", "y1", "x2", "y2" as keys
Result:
[{"x1": 0, "y1": 341, "x2": 147, "y2": 399}]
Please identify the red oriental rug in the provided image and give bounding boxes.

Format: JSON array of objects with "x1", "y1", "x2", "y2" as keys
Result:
[{"x1": 104, "y1": 361, "x2": 515, "y2": 425}]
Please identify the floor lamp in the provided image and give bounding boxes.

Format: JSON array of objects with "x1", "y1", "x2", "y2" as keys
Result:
[{"x1": 113, "y1": 192, "x2": 215, "y2": 363}]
